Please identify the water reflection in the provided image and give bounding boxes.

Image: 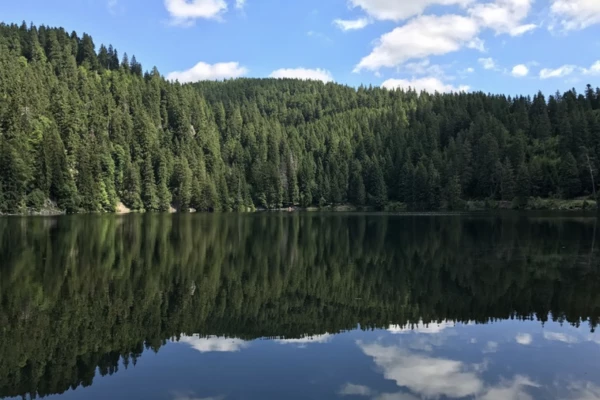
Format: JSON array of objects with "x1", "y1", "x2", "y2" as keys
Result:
[{"x1": 0, "y1": 213, "x2": 599, "y2": 399}]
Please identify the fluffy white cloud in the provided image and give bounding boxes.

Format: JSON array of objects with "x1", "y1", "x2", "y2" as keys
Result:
[
  {"x1": 275, "y1": 333, "x2": 332, "y2": 345},
  {"x1": 348, "y1": 0, "x2": 474, "y2": 22},
  {"x1": 339, "y1": 383, "x2": 375, "y2": 396},
  {"x1": 334, "y1": 18, "x2": 370, "y2": 31},
  {"x1": 382, "y1": 77, "x2": 469, "y2": 93},
  {"x1": 359, "y1": 342, "x2": 484, "y2": 398},
  {"x1": 164, "y1": 0, "x2": 227, "y2": 24},
  {"x1": 515, "y1": 333, "x2": 533, "y2": 345},
  {"x1": 469, "y1": 0, "x2": 537, "y2": 36},
  {"x1": 355, "y1": 14, "x2": 479, "y2": 71},
  {"x1": 269, "y1": 68, "x2": 334, "y2": 82},
  {"x1": 582, "y1": 61, "x2": 600, "y2": 75},
  {"x1": 178, "y1": 335, "x2": 249, "y2": 352},
  {"x1": 539, "y1": 65, "x2": 576, "y2": 79},
  {"x1": 566, "y1": 381, "x2": 600, "y2": 400},
  {"x1": 235, "y1": 0, "x2": 246, "y2": 9},
  {"x1": 167, "y1": 62, "x2": 248, "y2": 82},
  {"x1": 543, "y1": 331, "x2": 579, "y2": 343},
  {"x1": 551, "y1": 0, "x2": 600, "y2": 30},
  {"x1": 479, "y1": 375, "x2": 539, "y2": 400},
  {"x1": 466, "y1": 67, "x2": 475, "y2": 73},
  {"x1": 478, "y1": 57, "x2": 497, "y2": 70},
  {"x1": 511, "y1": 64, "x2": 529, "y2": 77}
]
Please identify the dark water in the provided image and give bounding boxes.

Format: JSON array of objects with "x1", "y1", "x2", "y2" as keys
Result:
[{"x1": 1, "y1": 213, "x2": 600, "y2": 400}]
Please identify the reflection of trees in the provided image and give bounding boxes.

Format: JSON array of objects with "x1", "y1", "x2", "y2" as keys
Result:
[{"x1": 0, "y1": 214, "x2": 599, "y2": 398}]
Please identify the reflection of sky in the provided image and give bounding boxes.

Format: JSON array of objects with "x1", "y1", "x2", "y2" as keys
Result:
[{"x1": 40, "y1": 320, "x2": 600, "y2": 400}]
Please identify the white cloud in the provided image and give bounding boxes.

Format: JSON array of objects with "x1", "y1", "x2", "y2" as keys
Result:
[
  {"x1": 178, "y1": 335, "x2": 249, "y2": 352},
  {"x1": 543, "y1": 331, "x2": 579, "y2": 344},
  {"x1": 582, "y1": 61, "x2": 600, "y2": 75},
  {"x1": 359, "y1": 341, "x2": 484, "y2": 398},
  {"x1": 275, "y1": 333, "x2": 333, "y2": 345},
  {"x1": 235, "y1": 0, "x2": 246, "y2": 9},
  {"x1": 479, "y1": 375, "x2": 539, "y2": 400},
  {"x1": 478, "y1": 57, "x2": 497, "y2": 70},
  {"x1": 466, "y1": 67, "x2": 475, "y2": 73},
  {"x1": 355, "y1": 14, "x2": 479, "y2": 72},
  {"x1": 388, "y1": 321, "x2": 456, "y2": 334},
  {"x1": 511, "y1": 64, "x2": 529, "y2": 77},
  {"x1": 515, "y1": 333, "x2": 533, "y2": 345},
  {"x1": 566, "y1": 381, "x2": 600, "y2": 400},
  {"x1": 382, "y1": 77, "x2": 469, "y2": 93},
  {"x1": 539, "y1": 65, "x2": 576, "y2": 79},
  {"x1": 348, "y1": 0, "x2": 475, "y2": 22},
  {"x1": 551, "y1": 0, "x2": 600, "y2": 31},
  {"x1": 269, "y1": 68, "x2": 334, "y2": 82},
  {"x1": 334, "y1": 18, "x2": 370, "y2": 31},
  {"x1": 339, "y1": 383, "x2": 375, "y2": 396},
  {"x1": 166, "y1": 62, "x2": 248, "y2": 82},
  {"x1": 469, "y1": 0, "x2": 537, "y2": 36},
  {"x1": 468, "y1": 37, "x2": 487, "y2": 52},
  {"x1": 164, "y1": 0, "x2": 227, "y2": 25}
]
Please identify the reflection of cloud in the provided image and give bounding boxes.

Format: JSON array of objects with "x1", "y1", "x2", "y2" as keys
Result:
[
  {"x1": 339, "y1": 383, "x2": 374, "y2": 396},
  {"x1": 479, "y1": 375, "x2": 539, "y2": 400},
  {"x1": 516, "y1": 333, "x2": 533, "y2": 345},
  {"x1": 567, "y1": 381, "x2": 600, "y2": 400},
  {"x1": 275, "y1": 333, "x2": 332, "y2": 345},
  {"x1": 483, "y1": 341, "x2": 499, "y2": 353},
  {"x1": 178, "y1": 335, "x2": 248, "y2": 353},
  {"x1": 388, "y1": 321, "x2": 456, "y2": 334},
  {"x1": 543, "y1": 332, "x2": 579, "y2": 344},
  {"x1": 358, "y1": 342, "x2": 484, "y2": 398}
]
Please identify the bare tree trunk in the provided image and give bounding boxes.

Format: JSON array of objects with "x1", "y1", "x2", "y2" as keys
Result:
[{"x1": 585, "y1": 153, "x2": 599, "y2": 213}]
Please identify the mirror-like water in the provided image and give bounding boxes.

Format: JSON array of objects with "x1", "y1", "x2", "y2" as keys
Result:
[{"x1": 1, "y1": 213, "x2": 599, "y2": 400}]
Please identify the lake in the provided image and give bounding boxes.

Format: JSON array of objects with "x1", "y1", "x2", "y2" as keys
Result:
[{"x1": 1, "y1": 213, "x2": 599, "y2": 400}]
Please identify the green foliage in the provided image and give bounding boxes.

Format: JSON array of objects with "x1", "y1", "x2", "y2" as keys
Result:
[{"x1": 0, "y1": 23, "x2": 598, "y2": 213}]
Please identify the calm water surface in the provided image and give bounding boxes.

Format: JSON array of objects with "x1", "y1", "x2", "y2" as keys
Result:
[{"x1": 1, "y1": 213, "x2": 600, "y2": 400}]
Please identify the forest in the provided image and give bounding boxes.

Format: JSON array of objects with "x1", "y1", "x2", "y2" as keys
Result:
[
  {"x1": 0, "y1": 23, "x2": 599, "y2": 213},
  {"x1": 0, "y1": 213, "x2": 599, "y2": 398}
]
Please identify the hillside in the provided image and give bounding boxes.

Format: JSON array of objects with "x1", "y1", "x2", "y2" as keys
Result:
[{"x1": 0, "y1": 22, "x2": 599, "y2": 213}]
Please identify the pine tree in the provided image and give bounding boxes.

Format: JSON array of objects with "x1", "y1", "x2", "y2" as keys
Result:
[
  {"x1": 141, "y1": 155, "x2": 158, "y2": 211},
  {"x1": 559, "y1": 152, "x2": 581, "y2": 198},
  {"x1": 446, "y1": 175, "x2": 462, "y2": 210},
  {"x1": 516, "y1": 163, "x2": 531, "y2": 203},
  {"x1": 349, "y1": 160, "x2": 366, "y2": 206},
  {"x1": 414, "y1": 161, "x2": 429, "y2": 210},
  {"x1": 500, "y1": 158, "x2": 516, "y2": 201},
  {"x1": 122, "y1": 161, "x2": 143, "y2": 210}
]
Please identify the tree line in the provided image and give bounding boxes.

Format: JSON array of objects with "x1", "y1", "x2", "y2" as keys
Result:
[
  {"x1": 0, "y1": 22, "x2": 599, "y2": 213},
  {"x1": 1, "y1": 213, "x2": 599, "y2": 398}
]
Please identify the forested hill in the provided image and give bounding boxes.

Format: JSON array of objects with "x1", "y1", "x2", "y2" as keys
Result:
[{"x1": 0, "y1": 23, "x2": 599, "y2": 214}]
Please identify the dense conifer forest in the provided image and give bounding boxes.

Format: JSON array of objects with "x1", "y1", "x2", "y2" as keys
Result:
[{"x1": 0, "y1": 22, "x2": 599, "y2": 213}]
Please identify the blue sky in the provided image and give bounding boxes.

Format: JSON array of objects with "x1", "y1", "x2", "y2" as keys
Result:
[{"x1": 1, "y1": 0, "x2": 599, "y2": 95}]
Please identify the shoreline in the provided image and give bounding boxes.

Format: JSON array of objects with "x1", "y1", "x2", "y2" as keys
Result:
[{"x1": 1, "y1": 198, "x2": 598, "y2": 217}]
